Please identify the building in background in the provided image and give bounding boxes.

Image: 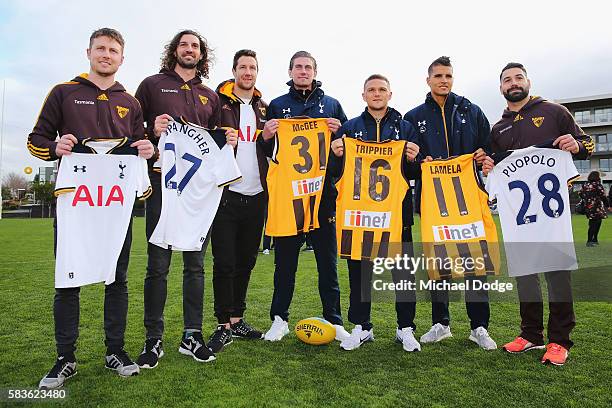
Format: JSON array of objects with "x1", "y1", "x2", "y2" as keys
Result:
[
  {"x1": 557, "y1": 93, "x2": 612, "y2": 193},
  {"x1": 38, "y1": 164, "x2": 56, "y2": 183}
]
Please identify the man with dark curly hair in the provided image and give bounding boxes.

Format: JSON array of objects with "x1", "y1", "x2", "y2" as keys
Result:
[{"x1": 134, "y1": 30, "x2": 237, "y2": 368}]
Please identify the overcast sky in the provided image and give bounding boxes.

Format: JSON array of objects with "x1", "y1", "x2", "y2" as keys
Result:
[{"x1": 1, "y1": 0, "x2": 611, "y2": 180}]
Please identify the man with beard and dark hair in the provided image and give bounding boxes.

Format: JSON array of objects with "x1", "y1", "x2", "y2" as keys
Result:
[
  {"x1": 404, "y1": 56, "x2": 496, "y2": 351},
  {"x1": 32, "y1": 28, "x2": 155, "y2": 389},
  {"x1": 206, "y1": 49, "x2": 269, "y2": 352},
  {"x1": 482, "y1": 62, "x2": 593, "y2": 366},
  {"x1": 134, "y1": 30, "x2": 238, "y2": 368}
]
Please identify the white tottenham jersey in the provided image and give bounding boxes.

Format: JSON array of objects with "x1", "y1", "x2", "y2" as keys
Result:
[
  {"x1": 149, "y1": 120, "x2": 242, "y2": 251},
  {"x1": 229, "y1": 103, "x2": 263, "y2": 195},
  {"x1": 54, "y1": 146, "x2": 151, "y2": 288},
  {"x1": 485, "y1": 146, "x2": 579, "y2": 277}
]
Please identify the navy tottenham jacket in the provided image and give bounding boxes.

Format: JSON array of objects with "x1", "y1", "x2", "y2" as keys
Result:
[
  {"x1": 404, "y1": 92, "x2": 490, "y2": 159},
  {"x1": 330, "y1": 107, "x2": 420, "y2": 227},
  {"x1": 266, "y1": 80, "x2": 347, "y2": 221}
]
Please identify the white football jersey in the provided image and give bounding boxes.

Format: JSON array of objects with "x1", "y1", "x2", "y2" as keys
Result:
[
  {"x1": 149, "y1": 119, "x2": 242, "y2": 251},
  {"x1": 485, "y1": 146, "x2": 579, "y2": 276},
  {"x1": 229, "y1": 104, "x2": 263, "y2": 196},
  {"x1": 54, "y1": 145, "x2": 151, "y2": 288}
]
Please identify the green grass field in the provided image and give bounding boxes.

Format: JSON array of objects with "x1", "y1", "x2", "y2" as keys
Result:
[{"x1": 0, "y1": 216, "x2": 611, "y2": 407}]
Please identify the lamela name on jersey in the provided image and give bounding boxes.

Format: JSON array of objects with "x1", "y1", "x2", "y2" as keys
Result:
[{"x1": 421, "y1": 154, "x2": 500, "y2": 280}]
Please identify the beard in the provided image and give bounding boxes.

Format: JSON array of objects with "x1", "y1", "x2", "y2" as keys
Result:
[
  {"x1": 236, "y1": 80, "x2": 255, "y2": 91},
  {"x1": 504, "y1": 87, "x2": 529, "y2": 102},
  {"x1": 176, "y1": 55, "x2": 198, "y2": 69}
]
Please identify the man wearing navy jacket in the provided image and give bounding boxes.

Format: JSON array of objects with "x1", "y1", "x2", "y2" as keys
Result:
[
  {"x1": 261, "y1": 51, "x2": 349, "y2": 342},
  {"x1": 330, "y1": 74, "x2": 421, "y2": 351},
  {"x1": 404, "y1": 56, "x2": 496, "y2": 350}
]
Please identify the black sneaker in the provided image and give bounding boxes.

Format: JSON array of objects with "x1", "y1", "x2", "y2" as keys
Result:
[
  {"x1": 231, "y1": 319, "x2": 264, "y2": 339},
  {"x1": 136, "y1": 338, "x2": 164, "y2": 369},
  {"x1": 105, "y1": 349, "x2": 140, "y2": 377},
  {"x1": 39, "y1": 355, "x2": 77, "y2": 389},
  {"x1": 179, "y1": 331, "x2": 216, "y2": 362},
  {"x1": 208, "y1": 325, "x2": 233, "y2": 353}
]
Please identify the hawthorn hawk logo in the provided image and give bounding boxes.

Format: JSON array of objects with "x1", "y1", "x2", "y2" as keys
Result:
[{"x1": 116, "y1": 106, "x2": 129, "y2": 119}]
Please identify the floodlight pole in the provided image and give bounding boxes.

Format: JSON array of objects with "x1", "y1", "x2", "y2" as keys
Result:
[{"x1": 0, "y1": 80, "x2": 6, "y2": 220}]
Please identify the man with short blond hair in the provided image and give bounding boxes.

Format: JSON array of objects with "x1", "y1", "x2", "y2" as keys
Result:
[{"x1": 31, "y1": 28, "x2": 154, "y2": 389}]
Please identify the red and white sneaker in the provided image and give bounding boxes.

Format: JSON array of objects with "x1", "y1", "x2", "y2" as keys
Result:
[
  {"x1": 541, "y1": 343, "x2": 569, "y2": 366},
  {"x1": 502, "y1": 336, "x2": 545, "y2": 353}
]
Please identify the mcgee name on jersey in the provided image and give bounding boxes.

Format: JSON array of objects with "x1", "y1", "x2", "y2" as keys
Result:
[
  {"x1": 432, "y1": 221, "x2": 485, "y2": 242},
  {"x1": 292, "y1": 176, "x2": 323, "y2": 196},
  {"x1": 344, "y1": 210, "x2": 391, "y2": 229}
]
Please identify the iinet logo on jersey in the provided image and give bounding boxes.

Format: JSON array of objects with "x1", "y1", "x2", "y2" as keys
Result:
[
  {"x1": 292, "y1": 176, "x2": 323, "y2": 197},
  {"x1": 432, "y1": 221, "x2": 485, "y2": 242},
  {"x1": 344, "y1": 210, "x2": 391, "y2": 229}
]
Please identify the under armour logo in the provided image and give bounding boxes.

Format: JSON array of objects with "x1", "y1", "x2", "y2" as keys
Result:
[
  {"x1": 68, "y1": 272, "x2": 74, "y2": 279},
  {"x1": 282, "y1": 108, "x2": 291, "y2": 114},
  {"x1": 73, "y1": 165, "x2": 87, "y2": 172},
  {"x1": 319, "y1": 103, "x2": 325, "y2": 114},
  {"x1": 355, "y1": 131, "x2": 363, "y2": 137},
  {"x1": 417, "y1": 120, "x2": 426, "y2": 127},
  {"x1": 118, "y1": 161, "x2": 126, "y2": 179}
]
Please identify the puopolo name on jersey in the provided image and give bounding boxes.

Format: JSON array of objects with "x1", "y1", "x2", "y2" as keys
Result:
[
  {"x1": 336, "y1": 138, "x2": 408, "y2": 261},
  {"x1": 149, "y1": 118, "x2": 242, "y2": 251},
  {"x1": 54, "y1": 139, "x2": 151, "y2": 288},
  {"x1": 486, "y1": 145, "x2": 579, "y2": 277},
  {"x1": 265, "y1": 118, "x2": 331, "y2": 237},
  {"x1": 420, "y1": 154, "x2": 500, "y2": 280}
]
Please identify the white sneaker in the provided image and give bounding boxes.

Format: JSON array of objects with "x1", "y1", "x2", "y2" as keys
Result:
[
  {"x1": 262, "y1": 249, "x2": 270, "y2": 255},
  {"x1": 396, "y1": 327, "x2": 421, "y2": 352},
  {"x1": 264, "y1": 315, "x2": 289, "y2": 341},
  {"x1": 420, "y1": 323, "x2": 452, "y2": 344},
  {"x1": 340, "y1": 325, "x2": 374, "y2": 351},
  {"x1": 469, "y1": 326, "x2": 497, "y2": 350},
  {"x1": 333, "y1": 324, "x2": 350, "y2": 342}
]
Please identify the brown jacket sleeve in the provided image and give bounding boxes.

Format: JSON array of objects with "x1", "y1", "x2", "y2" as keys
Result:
[
  {"x1": 559, "y1": 106, "x2": 594, "y2": 160},
  {"x1": 134, "y1": 80, "x2": 153, "y2": 139},
  {"x1": 27, "y1": 85, "x2": 62, "y2": 161},
  {"x1": 131, "y1": 97, "x2": 145, "y2": 141}
]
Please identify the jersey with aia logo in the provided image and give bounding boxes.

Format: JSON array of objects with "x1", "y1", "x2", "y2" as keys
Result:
[{"x1": 54, "y1": 146, "x2": 151, "y2": 288}]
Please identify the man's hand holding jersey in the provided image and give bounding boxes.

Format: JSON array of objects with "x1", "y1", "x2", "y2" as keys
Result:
[
  {"x1": 55, "y1": 134, "x2": 78, "y2": 157},
  {"x1": 553, "y1": 134, "x2": 580, "y2": 154},
  {"x1": 131, "y1": 139, "x2": 155, "y2": 159},
  {"x1": 405, "y1": 142, "x2": 419, "y2": 161},
  {"x1": 153, "y1": 113, "x2": 173, "y2": 138},
  {"x1": 262, "y1": 119, "x2": 279, "y2": 140},
  {"x1": 331, "y1": 136, "x2": 344, "y2": 157},
  {"x1": 224, "y1": 128, "x2": 238, "y2": 147}
]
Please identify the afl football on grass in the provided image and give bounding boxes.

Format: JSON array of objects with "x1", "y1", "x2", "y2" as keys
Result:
[{"x1": 295, "y1": 317, "x2": 336, "y2": 345}]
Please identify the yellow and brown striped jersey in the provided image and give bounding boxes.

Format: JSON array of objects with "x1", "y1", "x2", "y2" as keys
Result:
[
  {"x1": 420, "y1": 154, "x2": 500, "y2": 280},
  {"x1": 265, "y1": 118, "x2": 331, "y2": 237},
  {"x1": 336, "y1": 138, "x2": 408, "y2": 260}
]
